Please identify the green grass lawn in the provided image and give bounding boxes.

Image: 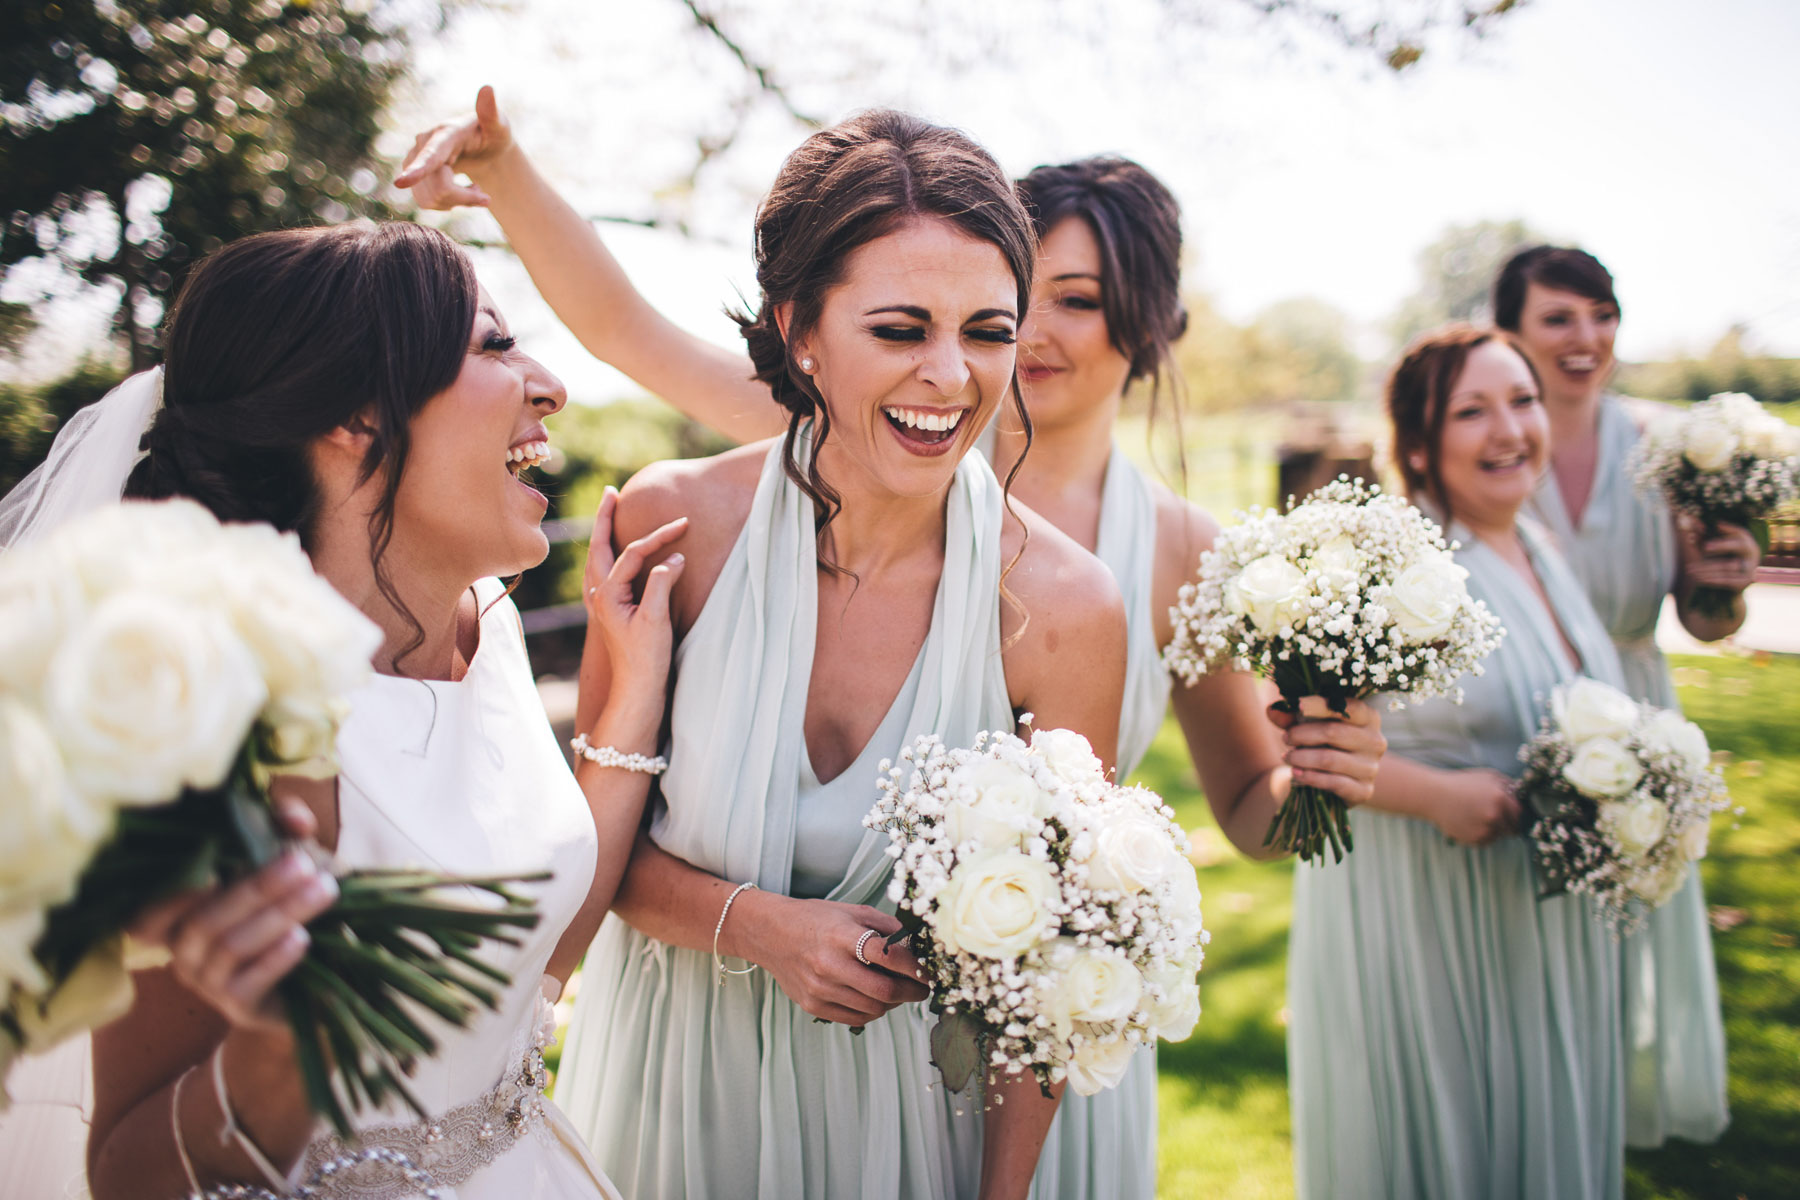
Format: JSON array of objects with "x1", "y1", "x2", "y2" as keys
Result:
[{"x1": 1136, "y1": 652, "x2": 1800, "y2": 1199}]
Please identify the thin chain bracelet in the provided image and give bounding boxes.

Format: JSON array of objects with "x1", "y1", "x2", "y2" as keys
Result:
[
  {"x1": 713, "y1": 881, "x2": 760, "y2": 983},
  {"x1": 569, "y1": 733, "x2": 668, "y2": 774}
]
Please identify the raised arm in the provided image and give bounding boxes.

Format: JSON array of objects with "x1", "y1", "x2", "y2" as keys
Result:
[{"x1": 396, "y1": 87, "x2": 784, "y2": 444}]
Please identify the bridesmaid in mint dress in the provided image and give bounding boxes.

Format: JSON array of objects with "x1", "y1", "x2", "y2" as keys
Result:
[
  {"x1": 400, "y1": 117, "x2": 1394, "y2": 1197},
  {"x1": 1289, "y1": 326, "x2": 1627, "y2": 1199},
  {"x1": 547, "y1": 112, "x2": 1132, "y2": 1200},
  {"x1": 1497, "y1": 245, "x2": 1749, "y2": 1145}
]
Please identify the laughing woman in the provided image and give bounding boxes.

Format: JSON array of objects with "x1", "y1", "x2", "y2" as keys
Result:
[
  {"x1": 1288, "y1": 326, "x2": 1627, "y2": 1200},
  {"x1": 542, "y1": 113, "x2": 1127, "y2": 1200},
  {"x1": 1496, "y1": 246, "x2": 1734, "y2": 1146},
  {"x1": 398, "y1": 96, "x2": 1388, "y2": 1200}
]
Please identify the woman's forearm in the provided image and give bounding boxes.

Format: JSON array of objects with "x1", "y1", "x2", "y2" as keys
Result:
[
  {"x1": 1364, "y1": 752, "x2": 1456, "y2": 823},
  {"x1": 978, "y1": 1072, "x2": 1064, "y2": 1200},
  {"x1": 467, "y1": 144, "x2": 780, "y2": 443}
]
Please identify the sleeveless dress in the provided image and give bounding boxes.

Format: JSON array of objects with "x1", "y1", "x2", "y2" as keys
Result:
[
  {"x1": 1287, "y1": 519, "x2": 1628, "y2": 1200},
  {"x1": 555, "y1": 435, "x2": 1017, "y2": 1200},
  {"x1": 1027, "y1": 445, "x2": 1171, "y2": 1200},
  {"x1": 292, "y1": 578, "x2": 620, "y2": 1199},
  {"x1": 1527, "y1": 395, "x2": 1730, "y2": 1147}
]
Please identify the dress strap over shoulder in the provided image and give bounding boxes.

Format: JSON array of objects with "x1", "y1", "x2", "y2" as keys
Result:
[{"x1": 1093, "y1": 444, "x2": 1170, "y2": 779}]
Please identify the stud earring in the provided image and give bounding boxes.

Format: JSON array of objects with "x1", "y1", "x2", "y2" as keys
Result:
[{"x1": 799, "y1": 357, "x2": 815, "y2": 373}]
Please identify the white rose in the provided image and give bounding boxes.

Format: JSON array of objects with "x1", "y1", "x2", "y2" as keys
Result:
[
  {"x1": 946, "y1": 758, "x2": 1047, "y2": 850},
  {"x1": 1682, "y1": 416, "x2": 1739, "y2": 472},
  {"x1": 0, "y1": 908, "x2": 48, "y2": 995},
  {"x1": 1626, "y1": 859, "x2": 1687, "y2": 908},
  {"x1": 929, "y1": 848, "x2": 1058, "y2": 960},
  {"x1": 1085, "y1": 812, "x2": 1179, "y2": 895},
  {"x1": 1044, "y1": 944, "x2": 1143, "y2": 1037},
  {"x1": 47, "y1": 593, "x2": 268, "y2": 804},
  {"x1": 13, "y1": 938, "x2": 134, "y2": 1050},
  {"x1": 1311, "y1": 537, "x2": 1363, "y2": 577},
  {"x1": 1031, "y1": 728, "x2": 1106, "y2": 789},
  {"x1": 1741, "y1": 415, "x2": 1798, "y2": 459},
  {"x1": 1599, "y1": 796, "x2": 1669, "y2": 859},
  {"x1": 1228, "y1": 554, "x2": 1309, "y2": 635},
  {"x1": 1385, "y1": 557, "x2": 1469, "y2": 643},
  {"x1": 0, "y1": 699, "x2": 109, "y2": 907},
  {"x1": 0, "y1": 544, "x2": 88, "y2": 695},
  {"x1": 1164, "y1": 860, "x2": 1206, "y2": 946},
  {"x1": 213, "y1": 522, "x2": 381, "y2": 703},
  {"x1": 1065, "y1": 1034, "x2": 1139, "y2": 1097},
  {"x1": 63, "y1": 499, "x2": 225, "y2": 598},
  {"x1": 1552, "y1": 679, "x2": 1640, "y2": 745},
  {"x1": 258, "y1": 696, "x2": 349, "y2": 781},
  {"x1": 1565, "y1": 737, "x2": 1645, "y2": 800},
  {"x1": 1146, "y1": 961, "x2": 1203, "y2": 1042},
  {"x1": 1637, "y1": 709, "x2": 1711, "y2": 774},
  {"x1": 1676, "y1": 817, "x2": 1711, "y2": 863}
]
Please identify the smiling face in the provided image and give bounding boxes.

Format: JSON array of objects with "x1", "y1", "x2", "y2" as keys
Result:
[
  {"x1": 1432, "y1": 339, "x2": 1548, "y2": 529},
  {"x1": 792, "y1": 216, "x2": 1021, "y2": 499},
  {"x1": 1512, "y1": 282, "x2": 1619, "y2": 406},
  {"x1": 392, "y1": 287, "x2": 568, "y2": 579},
  {"x1": 1016, "y1": 217, "x2": 1134, "y2": 433}
]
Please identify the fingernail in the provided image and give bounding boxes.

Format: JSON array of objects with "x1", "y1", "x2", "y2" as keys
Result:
[{"x1": 666, "y1": 553, "x2": 684, "y2": 566}]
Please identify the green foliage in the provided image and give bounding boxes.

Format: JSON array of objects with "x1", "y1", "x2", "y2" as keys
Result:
[
  {"x1": 1136, "y1": 652, "x2": 1800, "y2": 1198},
  {"x1": 1, "y1": 0, "x2": 436, "y2": 364},
  {"x1": 0, "y1": 358, "x2": 128, "y2": 494},
  {"x1": 1616, "y1": 328, "x2": 1800, "y2": 407},
  {"x1": 1389, "y1": 218, "x2": 1548, "y2": 349},
  {"x1": 1169, "y1": 295, "x2": 1362, "y2": 415}
]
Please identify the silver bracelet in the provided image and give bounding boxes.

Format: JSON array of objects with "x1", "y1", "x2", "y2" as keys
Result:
[
  {"x1": 569, "y1": 733, "x2": 668, "y2": 775},
  {"x1": 211, "y1": 1042, "x2": 288, "y2": 1191},
  {"x1": 713, "y1": 881, "x2": 760, "y2": 983}
]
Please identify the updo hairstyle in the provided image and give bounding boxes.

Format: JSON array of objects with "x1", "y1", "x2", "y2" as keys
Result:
[{"x1": 1492, "y1": 245, "x2": 1620, "y2": 333}]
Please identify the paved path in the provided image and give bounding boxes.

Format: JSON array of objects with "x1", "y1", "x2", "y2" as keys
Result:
[{"x1": 1657, "y1": 582, "x2": 1800, "y2": 657}]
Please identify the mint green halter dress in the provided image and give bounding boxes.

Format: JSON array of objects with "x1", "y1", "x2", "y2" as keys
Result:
[
  {"x1": 555, "y1": 435, "x2": 1015, "y2": 1199},
  {"x1": 1288, "y1": 519, "x2": 1628, "y2": 1199},
  {"x1": 1527, "y1": 395, "x2": 1730, "y2": 1146}
]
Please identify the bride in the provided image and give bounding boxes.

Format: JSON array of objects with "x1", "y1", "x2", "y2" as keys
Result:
[{"x1": 0, "y1": 222, "x2": 681, "y2": 1197}]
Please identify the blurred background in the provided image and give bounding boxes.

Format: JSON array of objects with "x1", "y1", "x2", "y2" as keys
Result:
[{"x1": 4, "y1": 2, "x2": 1798, "y2": 1196}]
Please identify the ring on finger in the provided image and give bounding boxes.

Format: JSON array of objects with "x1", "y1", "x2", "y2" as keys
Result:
[{"x1": 854, "y1": 929, "x2": 878, "y2": 967}]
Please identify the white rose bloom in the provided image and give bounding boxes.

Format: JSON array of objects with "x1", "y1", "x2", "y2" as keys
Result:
[
  {"x1": 1146, "y1": 962, "x2": 1203, "y2": 1043},
  {"x1": 13, "y1": 938, "x2": 134, "y2": 1050},
  {"x1": 1164, "y1": 860, "x2": 1206, "y2": 945},
  {"x1": 1599, "y1": 796, "x2": 1669, "y2": 859},
  {"x1": 1086, "y1": 812, "x2": 1179, "y2": 894},
  {"x1": 1031, "y1": 728, "x2": 1106, "y2": 788},
  {"x1": 1385, "y1": 557, "x2": 1469, "y2": 643},
  {"x1": 0, "y1": 699, "x2": 109, "y2": 907},
  {"x1": 1626, "y1": 859, "x2": 1687, "y2": 908},
  {"x1": 0, "y1": 544, "x2": 87, "y2": 694},
  {"x1": 1637, "y1": 709, "x2": 1711, "y2": 774},
  {"x1": 1311, "y1": 537, "x2": 1363, "y2": 577},
  {"x1": 1045, "y1": 944, "x2": 1143, "y2": 1037},
  {"x1": 1230, "y1": 554, "x2": 1309, "y2": 635},
  {"x1": 1065, "y1": 1034, "x2": 1139, "y2": 1097},
  {"x1": 1682, "y1": 416, "x2": 1739, "y2": 472},
  {"x1": 1552, "y1": 679, "x2": 1640, "y2": 745},
  {"x1": 47, "y1": 593, "x2": 268, "y2": 804},
  {"x1": 929, "y1": 847, "x2": 1058, "y2": 960},
  {"x1": 260, "y1": 696, "x2": 348, "y2": 780},
  {"x1": 1742, "y1": 417, "x2": 1799, "y2": 460},
  {"x1": 1565, "y1": 737, "x2": 1645, "y2": 800},
  {"x1": 1676, "y1": 817, "x2": 1711, "y2": 863},
  {"x1": 946, "y1": 758, "x2": 1046, "y2": 850},
  {"x1": 64, "y1": 499, "x2": 225, "y2": 597}
]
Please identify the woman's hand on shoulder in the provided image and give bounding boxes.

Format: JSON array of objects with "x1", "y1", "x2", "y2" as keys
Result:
[
  {"x1": 1266, "y1": 696, "x2": 1387, "y2": 807},
  {"x1": 395, "y1": 85, "x2": 515, "y2": 208},
  {"x1": 1430, "y1": 768, "x2": 1521, "y2": 846},
  {"x1": 584, "y1": 486, "x2": 686, "y2": 718}
]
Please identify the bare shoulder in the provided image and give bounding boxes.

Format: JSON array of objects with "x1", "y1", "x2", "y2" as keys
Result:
[
  {"x1": 1000, "y1": 499, "x2": 1126, "y2": 635},
  {"x1": 1149, "y1": 481, "x2": 1224, "y2": 646},
  {"x1": 615, "y1": 439, "x2": 772, "y2": 627}
]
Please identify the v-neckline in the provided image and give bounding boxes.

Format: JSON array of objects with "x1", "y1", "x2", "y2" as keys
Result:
[
  {"x1": 1547, "y1": 397, "x2": 1615, "y2": 537},
  {"x1": 800, "y1": 638, "x2": 928, "y2": 788}
]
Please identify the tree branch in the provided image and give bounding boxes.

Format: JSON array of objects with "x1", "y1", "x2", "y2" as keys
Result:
[{"x1": 676, "y1": 0, "x2": 823, "y2": 127}]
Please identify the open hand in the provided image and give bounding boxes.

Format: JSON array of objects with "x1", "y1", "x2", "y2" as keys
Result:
[
  {"x1": 585, "y1": 485, "x2": 686, "y2": 708},
  {"x1": 395, "y1": 85, "x2": 514, "y2": 209}
]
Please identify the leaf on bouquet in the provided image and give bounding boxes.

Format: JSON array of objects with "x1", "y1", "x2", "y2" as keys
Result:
[{"x1": 930, "y1": 1009, "x2": 981, "y2": 1095}]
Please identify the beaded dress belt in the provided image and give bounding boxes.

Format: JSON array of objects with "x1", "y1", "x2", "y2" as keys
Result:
[{"x1": 293, "y1": 1035, "x2": 552, "y2": 1199}]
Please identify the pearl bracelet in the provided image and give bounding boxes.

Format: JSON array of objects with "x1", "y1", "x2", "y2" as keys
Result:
[
  {"x1": 713, "y1": 881, "x2": 760, "y2": 983},
  {"x1": 569, "y1": 733, "x2": 668, "y2": 775}
]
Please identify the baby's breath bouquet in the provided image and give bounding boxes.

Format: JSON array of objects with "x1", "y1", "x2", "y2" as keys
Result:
[
  {"x1": 1518, "y1": 678, "x2": 1729, "y2": 935},
  {"x1": 0, "y1": 499, "x2": 543, "y2": 1135},
  {"x1": 864, "y1": 726, "x2": 1208, "y2": 1100},
  {"x1": 1631, "y1": 391, "x2": 1800, "y2": 617},
  {"x1": 1164, "y1": 477, "x2": 1504, "y2": 864}
]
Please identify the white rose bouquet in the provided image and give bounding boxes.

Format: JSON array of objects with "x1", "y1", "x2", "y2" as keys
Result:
[
  {"x1": 1630, "y1": 391, "x2": 1800, "y2": 617},
  {"x1": 0, "y1": 500, "x2": 544, "y2": 1134},
  {"x1": 1518, "y1": 678, "x2": 1729, "y2": 935},
  {"x1": 1164, "y1": 477, "x2": 1505, "y2": 863},
  {"x1": 863, "y1": 725, "x2": 1208, "y2": 1100}
]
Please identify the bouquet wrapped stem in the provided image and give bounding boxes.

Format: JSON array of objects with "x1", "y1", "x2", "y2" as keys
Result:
[{"x1": 1265, "y1": 660, "x2": 1353, "y2": 864}]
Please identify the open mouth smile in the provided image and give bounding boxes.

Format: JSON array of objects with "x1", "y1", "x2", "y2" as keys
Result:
[{"x1": 881, "y1": 406, "x2": 967, "y2": 453}]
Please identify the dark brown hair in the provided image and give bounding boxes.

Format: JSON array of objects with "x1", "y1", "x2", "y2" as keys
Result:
[
  {"x1": 732, "y1": 109, "x2": 1038, "y2": 560},
  {"x1": 1492, "y1": 245, "x2": 1620, "y2": 332},
  {"x1": 126, "y1": 222, "x2": 479, "y2": 659},
  {"x1": 1387, "y1": 323, "x2": 1542, "y2": 524}
]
